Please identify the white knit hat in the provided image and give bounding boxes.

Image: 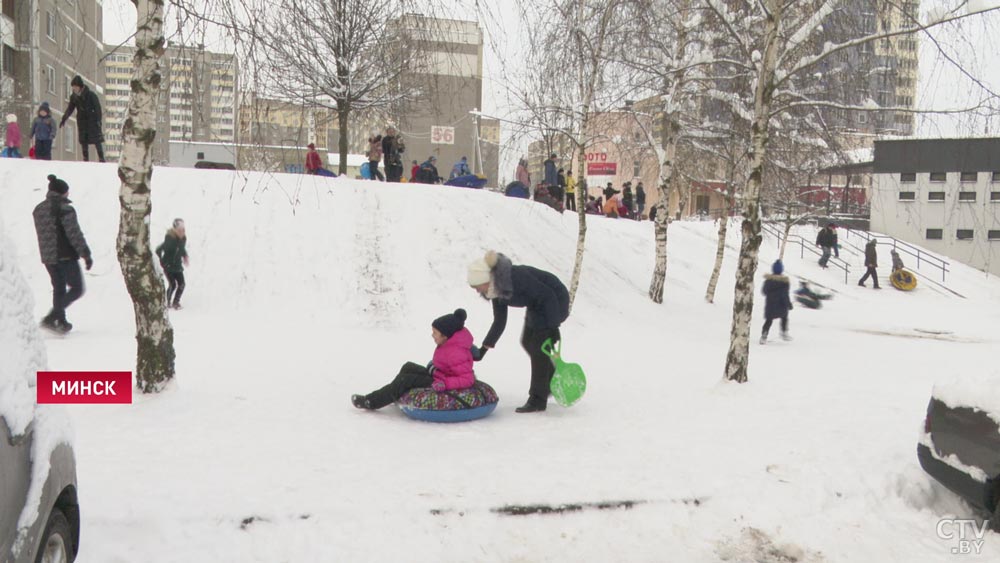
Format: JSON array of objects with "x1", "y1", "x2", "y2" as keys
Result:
[
  {"x1": 467, "y1": 250, "x2": 499, "y2": 286},
  {"x1": 5, "y1": 114, "x2": 15, "y2": 124}
]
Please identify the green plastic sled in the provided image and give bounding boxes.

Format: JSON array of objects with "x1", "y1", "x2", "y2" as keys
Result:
[{"x1": 542, "y1": 338, "x2": 587, "y2": 407}]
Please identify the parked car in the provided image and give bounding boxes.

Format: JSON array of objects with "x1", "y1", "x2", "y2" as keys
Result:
[
  {"x1": 918, "y1": 382, "x2": 1000, "y2": 529},
  {"x1": 1, "y1": 415, "x2": 80, "y2": 562},
  {"x1": 1, "y1": 227, "x2": 80, "y2": 562}
]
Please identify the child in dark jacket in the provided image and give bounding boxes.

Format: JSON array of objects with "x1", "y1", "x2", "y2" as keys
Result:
[
  {"x1": 760, "y1": 260, "x2": 792, "y2": 344},
  {"x1": 352, "y1": 309, "x2": 477, "y2": 410},
  {"x1": 155, "y1": 219, "x2": 189, "y2": 309}
]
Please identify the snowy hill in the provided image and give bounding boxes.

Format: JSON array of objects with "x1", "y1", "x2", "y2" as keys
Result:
[{"x1": 2, "y1": 158, "x2": 999, "y2": 562}]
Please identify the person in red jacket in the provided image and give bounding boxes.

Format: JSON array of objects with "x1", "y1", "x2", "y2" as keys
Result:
[
  {"x1": 410, "y1": 160, "x2": 420, "y2": 182},
  {"x1": 305, "y1": 143, "x2": 322, "y2": 174},
  {"x1": 352, "y1": 309, "x2": 478, "y2": 409}
]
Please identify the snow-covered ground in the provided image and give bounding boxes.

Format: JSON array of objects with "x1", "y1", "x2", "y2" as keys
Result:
[{"x1": 2, "y1": 158, "x2": 999, "y2": 562}]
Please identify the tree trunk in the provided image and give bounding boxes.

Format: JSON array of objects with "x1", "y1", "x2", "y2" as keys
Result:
[
  {"x1": 705, "y1": 186, "x2": 733, "y2": 303},
  {"x1": 337, "y1": 102, "x2": 349, "y2": 175},
  {"x1": 723, "y1": 0, "x2": 781, "y2": 384},
  {"x1": 778, "y1": 220, "x2": 792, "y2": 259},
  {"x1": 675, "y1": 181, "x2": 690, "y2": 220},
  {"x1": 117, "y1": 0, "x2": 175, "y2": 393},
  {"x1": 567, "y1": 113, "x2": 590, "y2": 311},
  {"x1": 648, "y1": 110, "x2": 680, "y2": 304}
]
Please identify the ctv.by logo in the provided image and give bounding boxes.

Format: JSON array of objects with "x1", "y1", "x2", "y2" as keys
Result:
[{"x1": 936, "y1": 519, "x2": 988, "y2": 555}]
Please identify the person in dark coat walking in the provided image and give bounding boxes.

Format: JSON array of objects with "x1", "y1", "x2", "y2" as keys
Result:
[
  {"x1": 156, "y1": 219, "x2": 189, "y2": 309},
  {"x1": 543, "y1": 153, "x2": 558, "y2": 188},
  {"x1": 467, "y1": 250, "x2": 570, "y2": 413},
  {"x1": 815, "y1": 223, "x2": 837, "y2": 268},
  {"x1": 417, "y1": 156, "x2": 442, "y2": 184},
  {"x1": 60, "y1": 76, "x2": 105, "y2": 162},
  {"x1": 622, "y1": 182, "x2": 634, "y2": 219},
  {"x1": 32, "y1": 175, "x2": 93, "y2": 333},
  {"x1": 858, "y1": 239, "x2": 880, "y2": 288},
  {"x1": 381, "y1": 126, "x2": 405, "y2": 182},
  {"x1": 760, "y1": 260, "x2": 792, "y2": 344},
  {"x1": 635, "y1": 182, "x2": 647, "y2": 220}
]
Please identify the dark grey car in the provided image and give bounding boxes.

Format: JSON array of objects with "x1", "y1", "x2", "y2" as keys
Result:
[
  {"x1": 1, "y1": 414, "x2": 80, "y2": 563},
  {"x1": 918, "y1": 395, "x2": 1000, "y2": 528}
]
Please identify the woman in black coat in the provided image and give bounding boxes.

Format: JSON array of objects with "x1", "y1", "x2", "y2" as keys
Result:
[
  {"x1": 60, "y1": 76, "x2": 105, "y2": 162},
  {"x1": 760, "y1": 260, "x2": 792, "y2": 344},
  {"x1": 467, "y1": 251, "x2": 569, "y2": 413}
]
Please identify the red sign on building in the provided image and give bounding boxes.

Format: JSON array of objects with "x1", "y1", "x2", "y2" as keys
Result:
[{"x1": 587, "y1": 162, "x2": 617, "y2": 176}]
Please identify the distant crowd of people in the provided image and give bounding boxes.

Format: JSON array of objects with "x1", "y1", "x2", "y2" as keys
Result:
[{"x1": 512, "y1": 152, "x2": 648, "y2": 219}]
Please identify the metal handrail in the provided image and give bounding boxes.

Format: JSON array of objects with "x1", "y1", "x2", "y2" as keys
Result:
[
  {"x1": 841, "y1": 227, "x2": 950, "y2": 282},
  {"x1": 761, "y1": 222, "x2": 851, "y2": 283}
]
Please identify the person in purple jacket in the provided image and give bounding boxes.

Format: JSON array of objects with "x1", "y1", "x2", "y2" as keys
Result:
[{"x1": 352, "y1": 309, "x2": 477, "y2": 410}]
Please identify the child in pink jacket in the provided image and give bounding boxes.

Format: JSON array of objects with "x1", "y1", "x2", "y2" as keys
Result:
[
  {"x1": 352, "y1": 309, "x2": 477, "y2": 410},
  {"x1": 4, "y1": 114, "x2": 21, "y2": 158}
]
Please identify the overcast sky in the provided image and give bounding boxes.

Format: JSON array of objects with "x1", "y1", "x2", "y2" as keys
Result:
[{"x1": 103, "y1": 1, "x2": 1000, "y2": 176}]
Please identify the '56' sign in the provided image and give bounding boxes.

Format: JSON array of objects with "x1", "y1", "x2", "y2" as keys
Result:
[{"x1": 431, "y1": 126, "x2": 455, "y2": 145}]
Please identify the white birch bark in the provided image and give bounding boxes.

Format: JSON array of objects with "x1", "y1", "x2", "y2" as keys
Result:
[
  {"x1": 723, "y1": 0, "x2": 782, "y2": 384},
  {"x1": 705, "y1": 183, "x2": 734, "y2": 303},
  {"x1": 117, "y1": 0, "x2": 175, "y2": 393}
]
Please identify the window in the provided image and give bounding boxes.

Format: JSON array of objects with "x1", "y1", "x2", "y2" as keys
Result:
[
  {"x1": 857, "y1": 112, "x2": 867, "y2": 124},
  {"x1": 46, "y1": 11, "x2": 56, "y2": 41},
  {"x1": 900, "y1": 172, "x2": 916, "y2": 183},
  {"x1": 63, "y1": 124, "x2": 73, "y2": 153},
  {"x1": 633, "y1": 132, "x2": 643, "y2": 143},
  {"x1": 64, "y1": 75, "x2": 72, "y2": 100},
  {"x1": 925, "y1": 229, "x2": 943, "y2": 240},
  {"x1": 898, "y1": 191, "x2": 915, "y2": 201},
  {"x1": 1, "y1": 44, "x2": 13, "y2": 75},
  {"x1": 928, "y1": 192, "x2": 945, "y2": 201},
  {"x1": 64, "y1": 24, "x2": 72, "y2": 52},
  {"x1": 989, "y1": 230, "x2": 1000, "y2": 240},
  {"x1": 2, "y1": 0, "x2": 14, "y2": 18},
  {"x1": 992, "y1": 172, "x2": 1000, "y2": 182},
  {"x1": 956, "y1": 229, "x2": 974, "y2": 240},
  {"x1": 196, "y1": 152, "x2": 205, "y2": 160},
  {"x1": 45, "y1": 65, "x2": 55, "y2": 94},
  {"x1": 633, "y1": 160, "x2": 641, "y2": 177},
  {"x1": 992, "y1": 192, "x2": 1000, "y2": 201},
  {"x1": 929, "y1": 172, "x2": 947, "y2": 182},
  {"x1": 958, "y1": 192, "x2": 977, "y2": 202},
  {"x1": 960, "y1": 172, "x2": 978, "y2": 182}
]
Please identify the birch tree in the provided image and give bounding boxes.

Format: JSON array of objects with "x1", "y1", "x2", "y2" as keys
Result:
[
  {"x1": 705, "y1": 0, "x2": 1000, "y2": 383},
  {"x1": 254, "y1": 0, "x2": 415, "y2": 174},
  {"x1": 512, "y1": 0, "x2": 630, "y2": 309},
  {"x1": 117, "y1": 0, "x2": 175, "y2": 393}
]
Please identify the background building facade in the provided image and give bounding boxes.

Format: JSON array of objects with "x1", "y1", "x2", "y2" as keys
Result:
[
  {"x1": 1, "y1": 0, "x2": 104, "y2": 160},
  {"x1": 869, "y1": 138, "x2": 1000, "y2": 276},
  {"x1": 104, "y1": 42, "x2": 237, "y2": 163},
  {"x1": 394, "y1": 16, "x2": 498, "y2": 184}
]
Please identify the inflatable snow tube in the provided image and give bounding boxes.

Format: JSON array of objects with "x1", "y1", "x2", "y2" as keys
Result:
[
  {"x1": 445, "y1": 174, "x2": 488, "y2": 189},
  {"x1": 397, "y1": 380, "x2": 499, "y2": 423},
  {"x1": 891, "y1": 269, "x2": 917, "y2": 291},
  {"x1": 505, "y1": 181, "x2": 529, "y2": 199},
  {"x1": 316, "y1": 167, "x2": 336, "y2": 177},
  {"x1": 795, "y1": 294, "x2": 822, "y2": 309}
]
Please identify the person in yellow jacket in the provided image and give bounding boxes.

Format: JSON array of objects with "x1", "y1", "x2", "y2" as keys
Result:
[{"x1": 565, "y1": 170, "x2": 577, "y2": 211}]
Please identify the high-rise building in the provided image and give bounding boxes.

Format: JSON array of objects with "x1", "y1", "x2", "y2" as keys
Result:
[
  {"x1": 813, "y1": 0, "x2": 920, "y2": 142},
  {"x1": 103, "y1": 43, "x2": 238, "y2": 163},
  {"x1": 1, "y1": 0, "x2": 104, "y2": 160},
  {"x1": 393, "y1": 15, "x2": 499, "y2": 184}
]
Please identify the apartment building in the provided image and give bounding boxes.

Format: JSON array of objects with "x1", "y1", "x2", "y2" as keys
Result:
[
  {"x1": 103, "y1": 42, "x2": 237, "y2": 163},
  {"x1": 1, "y1": 0, "x2": 104, "y2": 160}
]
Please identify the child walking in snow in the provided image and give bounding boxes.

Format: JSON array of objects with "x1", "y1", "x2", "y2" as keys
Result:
[
  {"x1": 760, "y1": 260, "x2": 792, "y2": 344},
  {"x1": 156, "y1": 219, "x2": 189, "y2": 309},
  {"x1": 4, "y1": 114, "x2": 22, "y2": 158},
  {"x1": 352, "y1": 309, "x2": 477, "y2": 410}
]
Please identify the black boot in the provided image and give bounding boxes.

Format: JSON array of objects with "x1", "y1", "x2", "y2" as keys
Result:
[
  {"x1": 351, "y1": 394, "x2": 372, "y2": 410},
  {"x1": 40, "y1": 310, "x2": 59, "y2": 332},
  {"x1": 515, "y1": 397, "x2": 547, "y2": 413}
]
